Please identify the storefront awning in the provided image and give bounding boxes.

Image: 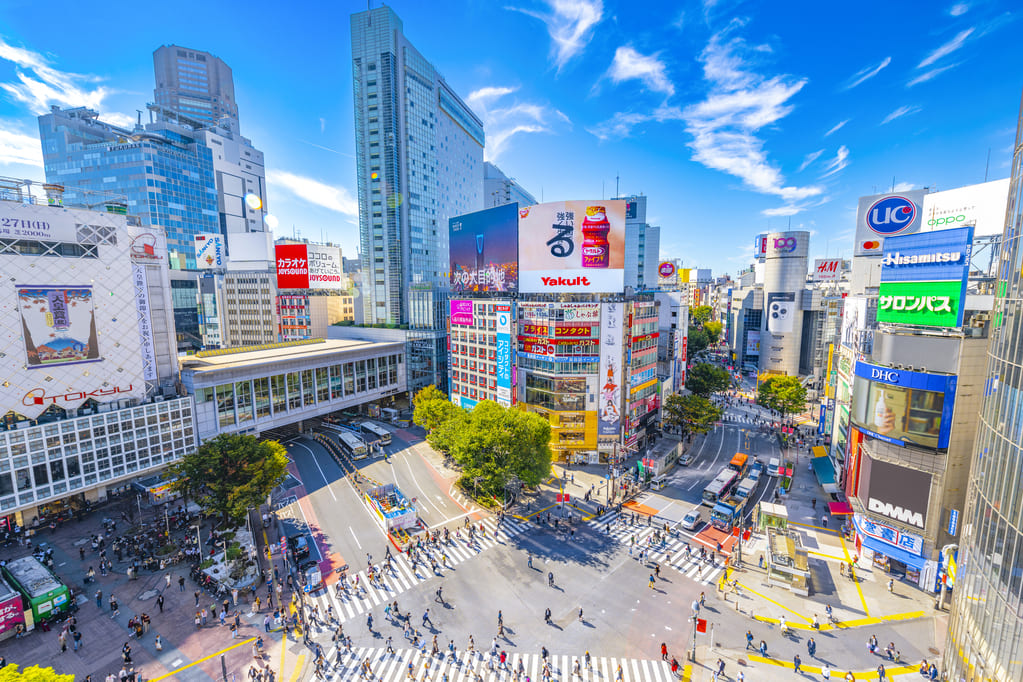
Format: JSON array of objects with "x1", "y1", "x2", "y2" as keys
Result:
[
  {"x1": 858, "y1": 533, "x2": 927, "y2": 571},
  {"x1": 828, "y1": 501, "x2": 853, "y2": 515},
  {"x1": 811, "y1": 455, "x2": 840, "y2": 494}
]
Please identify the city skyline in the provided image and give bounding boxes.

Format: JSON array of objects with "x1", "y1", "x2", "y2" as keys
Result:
[{"x1": 0, "y1": 0, "x2": 1020, "y2": 275}]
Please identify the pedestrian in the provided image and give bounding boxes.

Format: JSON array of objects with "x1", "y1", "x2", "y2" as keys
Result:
[
  {"x1": 232, "y1": 588, "x2": 239, "y2": 606},
  {"x1": 717, "y1": 659, "x2": 725, "y2": 676},
  {"x1": 794, "y1": 654, "x2": 802, "y2": 672},
  {"x1": 760, "y1": 640, "x2": 768, "y2": 657},
  {"x1": 194, "y1": 590, "x2": 200, "y2": 607},
  {"x1": 822, "y1": 515, "x2": 828, "y2": 528},
  {"x1": 59, "y1": 630, "x2": 68, "y2": 653},
  {"x1": 95, "y1": 589, "x2": 103, "y2": 609},
  {"x1": 887, "y1": 578, "x2": 894, "y2": 594},
  {"x1": 72, "y1": 629, "x2": 82, "y2": 651},
  {"x1": 876, "y1": 663, "x2": 886, "y2": 680},
  {"x1": 179, "y1": 575, "x2": 185, "y2": 592},
  {"x1": 746, "y1": 630, "x2": 755, "y2": 650},
  {"x1": 808, "y1": 637, "x2": 817, "y2": 657},
  {"x1": 821, "y1": 663, "x2": 831, "y2": 679},
  {"x1": 661, "y1": 642, "x2": 668, "y2": 660},
  {"x1": 156, "y1": 594, "x2": 165, "y2": 613},
  {"x1": 155, "y1": 634, "x2": 163, "y2": 651},
  {"x1": 165, "y1": 574, "x2": 171, "y2": 589}
]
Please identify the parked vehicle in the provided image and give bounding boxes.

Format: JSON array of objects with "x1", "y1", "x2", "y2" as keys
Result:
[{"x1": 288, "y1": 535, "x2": 310, "y2": 561}]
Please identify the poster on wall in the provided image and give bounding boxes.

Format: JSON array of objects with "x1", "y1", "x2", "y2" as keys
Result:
[
  {"x1": 450, "y1": 204, "x2": 519, "y2": 293},
  {"x1": 18, "y1": 286, "x2": 101, "y2": 368},
  {"x1": 745, "y1": 330, "x2": 761, "y2": 356},
  {"x1": 518, "y1": 200, "x2": 626, "y2": 293},
  {"x1": 194, "y1": 233, "x2": 224, "y2": 269},
  {"x1": 766, "y1": 292, "x2": 796, "y2": 333},
  {"x1": 598, "y1": 302, "x2": 623, "y2": 436}
]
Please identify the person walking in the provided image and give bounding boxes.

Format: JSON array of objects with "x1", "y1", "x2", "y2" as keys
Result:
[
  {"x1": 876, "y1": 663, "x2": 886, "y2": 680},
  {"x1": 95, "y1": 589, "x2": 103, "y2": 609},
  {"x1": 746, "y1": 630, "x2": 755, "y2": 650},
  {"x1": 179, "y1": 575, "x2": 185, "y2": 592},
  {"x1": 808, "y1": 637, "x2": 817, "y2": 657},
  {"x1": 156, "y1": 594, "x2": 165, "y2": 614},
  {"x1": 821, "y1": 663, "x2": 831, "y2": 679},
  {"x1": 661, "y1": 642, "x2": 668, "y2": 660},
  {"x1": 794, "y1": 654, "x2": 802, "y2": 672},
  {"x1": 887, "y1": 578, "x2": 894, "y2": 594}
]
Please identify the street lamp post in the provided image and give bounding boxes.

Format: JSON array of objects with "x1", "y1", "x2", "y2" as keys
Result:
[{"x1": 689, "y1": 610, "x2": 699, "y2": 662}]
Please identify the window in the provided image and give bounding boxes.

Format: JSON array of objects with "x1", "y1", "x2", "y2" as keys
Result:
[
  {"x1": 217, "y1": 384, "x2": 235, "y2": 428},
  {"x1": 287, "y1": 373, "x2": 302, "y2": 410}
]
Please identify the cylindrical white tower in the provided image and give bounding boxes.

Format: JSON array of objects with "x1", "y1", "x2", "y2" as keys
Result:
[{"x1": 760, "y1": 231, "x2": 809, "y2": 376}]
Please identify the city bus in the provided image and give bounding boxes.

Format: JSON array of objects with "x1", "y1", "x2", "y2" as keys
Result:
[
  {"x1": 728, "y1": 452, "x2": 750, "y2": 478},
  {"x1": 337, "y1": 431, "x2": 369, "y2": 459},
  {"x1": 702, "y1": 470, "x2": 738, "y2": 507},
  {"x1": 360, "y1": 421, "x2": 392, "y2": 446}
]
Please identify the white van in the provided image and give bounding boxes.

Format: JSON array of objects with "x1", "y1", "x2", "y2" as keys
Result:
[
  {"x1": 650, "y1": 474, "x2": 669, "y2": 490},
  {"x1": 681, "y1": 507, "x2": 705, "y2": 531},
  {"x1": 767, "y1": 457, "x2": 781, "y2": 477}
]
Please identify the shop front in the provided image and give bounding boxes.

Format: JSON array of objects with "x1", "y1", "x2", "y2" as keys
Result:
[{"x1": 852, "y1": 513, "x2": 928, "y2": 586}]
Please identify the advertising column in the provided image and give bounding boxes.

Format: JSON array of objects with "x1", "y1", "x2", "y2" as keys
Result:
[
  {"x1": 599, "y1": 302, "x2": 624, "y2": 455},
  {"x1": 761, "y1": 231, "x2": 809, "y2": 376}
]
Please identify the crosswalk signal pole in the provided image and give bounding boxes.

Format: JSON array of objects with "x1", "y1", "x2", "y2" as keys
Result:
[{"x1": 690, "y1": 613, "x2": 697, "y2": 662}]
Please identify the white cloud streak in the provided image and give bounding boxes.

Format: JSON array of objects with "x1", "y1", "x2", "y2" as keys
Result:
[
  {"x1": 0, "y1": 36, "x2": 113, "y2": 113},
  {"x1": 881, "y1": 105, "x2": 921, "y2": 125},
  {"x1": 606, "y1": 46, "x2": 674, "y2": 95},
  {"x1": 508, "y1": 0, "x2": 603, "y2": 71},
  {"x1": 798, "y1": 149, "x2": 824, "y2": 172},
  {"x1": 0, "y1": 125, "x2": 43, "y2": 168},
  {"x1": 267, "y1": 170, "x2": 358, "y2": 216},
  {"x1": 586, "y1": 105, "x2": 684, "y2": 141},
  {"x1": 820, "y1": 145, "x2": 850, "y2": 177},
  {"x1": 825, "y1": 119, "x2": 849, "y2": 137},
  {"x1": 949, "y1": 3, "x2": 969, "y2": 16},
  {"x1": 919, "y1": 28, "x2": 974, "y2": 68},
  {"x1": 893, "y1": 182, "x2": 916, "y2": 192},
  {"x1": 907, "y1": 63, "x2": 959, "y2": 86},
  {"x1": 681, "y1": 25, "x2": 822, "y2": 209},
  {"x1": 844, "y1": 57, "x2": 891, "y2": 90},
  {"x1": 468, "y1": 85, "x2": 569, "y2": 161}
]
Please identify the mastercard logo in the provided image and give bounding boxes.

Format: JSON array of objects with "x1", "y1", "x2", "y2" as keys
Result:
[{"x1": 862, "y1": 240, "x2": 881, "y2": 250}]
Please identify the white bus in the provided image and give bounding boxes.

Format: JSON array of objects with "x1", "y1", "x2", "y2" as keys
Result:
[
  {"x1": 337, "y1": 431, "x2": 369, "y2": 459},
  {"x1": 702, "y1": 470, "x2": 738, "y2": 507},
  {"x1": 360, "y1": 422, "x2": 392, "y2": 446}
]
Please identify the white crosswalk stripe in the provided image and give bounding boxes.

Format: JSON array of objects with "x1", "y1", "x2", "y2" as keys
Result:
[
  {"x1": 303, "y1": 517, "x2": 530, "y2": 625},
  {"x1": 312, "y1": 646, "x2": 677, "y2": 681}
]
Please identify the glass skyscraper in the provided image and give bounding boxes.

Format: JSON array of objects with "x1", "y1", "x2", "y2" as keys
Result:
[
  {"x1": 944, "y1": 97, "x2": 1023, "y2": 681},
  {"x1": 153, "y1": 45, "x2": 239, "y2": 132},
  {"x1": 350, "y1": 6, "x2": 485, "y2": 392}
]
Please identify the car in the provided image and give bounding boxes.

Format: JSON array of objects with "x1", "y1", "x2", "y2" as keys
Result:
[
  {"x1": 748, "y1": 469, "x2": 762, "y2": 486},
  {"x1": 288, "y1": 534, "x2": 310, "y2": 560},
  {"x1": 751, "y1": 459, "x2": 765, "y2": 475},
  {"x1": 680, "y1": 453, "x2": 693, "y2": 466},
  {"x1": 299, "y1": 560, "x2": 322, "y2": 592},
  {"x1": 681, "y1": 508, "x2": 705, "y2": 531}
]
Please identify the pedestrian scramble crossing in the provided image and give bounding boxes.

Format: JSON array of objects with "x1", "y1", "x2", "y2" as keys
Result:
[
  {"x1": 306, "y1": 516, "x2": 530, "y2": 625},
  {"x1": 586, "y1": 512, "x2": 725, "y2": 587},
  {"x1": 313, "y1": 645, "x2": 679, "y2": 682}
]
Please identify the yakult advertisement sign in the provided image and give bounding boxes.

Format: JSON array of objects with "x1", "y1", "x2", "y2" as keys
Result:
[
  {"x1": 518, "y1": 200, "x2": 626, "y2": 293},
  {"x1": 598, "y1": 302, "x2": 623, "y2": 436}
]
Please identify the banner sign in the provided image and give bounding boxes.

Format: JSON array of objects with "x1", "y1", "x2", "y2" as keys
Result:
[
  {"x1": 132, "y1": 265, "x2": 157, "y2": 382},
  {"x1": 195, "y1": 233, "x2": 224, "y2": 269},
  {"x1": 450, "y1": 300, "x2": 474, "y2": 326},
  {"x1": 275, "y1": 244, "x2": 309, "y2": 289},
  {"x1": 598, "y1": 302, "x2": 623, "y2": 436}
]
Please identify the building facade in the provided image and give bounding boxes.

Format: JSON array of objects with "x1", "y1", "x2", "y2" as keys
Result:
[
  {"x1": 277, "y1": 294, "x2": 354, "y2": 341},
  {"x1": 484, "y1": 161, "x2": 536, "y2": 209},
  {"x1": 618, "y1": 195, "x2": 660, "y2": 291},
  {"x1": 350, "y1": 6, "x2": 484, "y2": 392},
  {"x1": 222, "y1": 271, "x2": 278, "y2": 347},
  {"x1": 448, "y1": 299, "x2": 515, "y2": 409},
  {"x1": 153, "y1": 45, "x2": 239, "y2": 131},
  {"x1": 944, "y1": 103, "x2": 1023, "y2": 682}
]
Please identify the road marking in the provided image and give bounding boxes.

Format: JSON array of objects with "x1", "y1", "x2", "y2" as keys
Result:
[
  {"x1": 288, "y1": 653, "x2": 306, "y2": 682},
  {"x1": 349, "y1": 526, "x2": 363, "y2": 549},
  {"x1": 404, "y1": 456, "x2": 444, "y2": 516},
  {"x1": 292, "y1": 441, "x2": 336, "y2": 501},
  {"x1": 839, "y1": 532, "x2": 870, "y2": 617},
  {"x1": 148, "y1": 637, "x2": 257, "y2": 682},
  {"x1": 746, "y1": 655, "x2": 915, "y2": 679}
]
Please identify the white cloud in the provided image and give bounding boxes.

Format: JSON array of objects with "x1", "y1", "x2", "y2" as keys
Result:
[
  {"x1": 508, "y1": 0, "x2": 603, "y2": 71},
  {"x1": 844, "y1": 57, "x2": 891, "y2": 90},
  {"x1": 892, "y1": 182, "x2": 916, "y2": 192},
  {"x1": 949, "y1": 3, "x2": 969, "y2": 16},
  {"x1": 99, "y1": 112, "x2": 137, "y2": 129},
  {"x1": 586, "y1": 104, "x2": 683, "y2": 141},
  {"x1": 919, "y1": 28, "x2": 974, "y2": 68},
  {"x1": 0, "y1": 125, "x2": 43, "y2": 168},
  {"x1": 0, "y1": 37, "x2": 113, "y2": 114},
  {"x1": 825, "y1": 119, "x2": 849, "y2": 137},
  {"x1": 762, "y1": 204, "x2": 804, "y2": 217},
  {"x1": 468, "y1": 86, "x2": 569, "y2": 161},
  {"x1": 907, "y1": 64, "x2": 959, "y2": 86},
  {"x1": 820, "y1": 145, "x2": 850, "y2": 177},
  {"x1": 881, "y1": 105, "x2": 921, "y2": 125},
  {"x1": 798, "y1": 149, "x2": 824, "y2": 172},
  {"x1": 681, "y1": 27, "x2": 823, "y2": 206},
  {"x1": 605, "y1": 46, "x2": 674, "y2": 96},
  {"x1": 267, "y1": 170, "x2": 357, "y2": 217}
]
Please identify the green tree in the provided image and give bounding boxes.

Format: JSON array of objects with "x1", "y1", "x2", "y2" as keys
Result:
[
  {"x1": 662, "y1": 393, "x2": 722, "y2": 438},
  {"x1": 426, "y1": 405, "x2": 468, "y2": 454},
  {"x1": 686, "y1": 362, "x2": 731, "y2": 396},
  {"x1": 691, "y1": 305, "x2": 713, "y2": 326},
  {"x1": 445, "y1": 401, "x2": 552, "y2": 501},
  {"x1": 412, "y1": 385, "x2": 459, "y2": 432},
  {"x1": 703, "y1": 320, "x2": 723, "y2": 344},
  {"x1": 170, "y1": 434, "x2": 288, "y2": 526},
  {"x1": 687, "y1": 327, "x2": 709, "y2": 355},
  {"x1": 0, "y1": 666, "x2": 74, "y2": 682},
  {"x1": 757, "y1": 376, "x2": 808, "y2": 417}
]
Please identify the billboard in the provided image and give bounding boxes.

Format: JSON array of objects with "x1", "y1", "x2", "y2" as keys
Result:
[
  {"x1": 766, "y1": 292, "x2": 796, "y2": 333},
  {"x1": 275, "y1": 244, "x2": 309, "y2": 289},
  {"x1": 851, "y1": 361, "x2": 957, "y2": 450},
  {"x1": 450, "y1": 204, "x2": 519, "y2": 293},
  {"x1": 855, "y1": 451, "x2": 931, "y2": 533},
  {"x1": 306, "y1": 245, "x2": 344, "y2": 289},
  {"x1": 840, "y1": 296, "x2": 871, "y2": 353},
  {"x1": 18, "y1": 287, "x2": 101, "y2": 368},
  {"x1": 657, "y1": 260, "x2": 678, "y2": 287},
  {"x1": 763, "y1": 231, "x2": 809, "y2": 260},
  {"x1": 598, "y1": 302, "x2": 623, "y2": 436},
  {"x1": 194, "y1": 233, "x2": 224, "y2": 269},
  {"x1": 745, "y1": 330, "x2": 761, "y2": 356},
  {"x1": 450, "y1": 300, "x2": 474, "y2": 326},
  {"x1": 877, "y1": 226, "x2": 973, "y2": 328},
  {"x1": 813, "y1": 258, "x2": 842, "y2": 281},
  {"x1": 921, "y1": 178, "x2": 1010, "y2": 237},
  {"x1": 518, "y1": 200, "x2": 626, "y2": 293},
  {"x1": 855, "y1": 189, "x2": 927, "y2": 256},
  {"x1": 754, "y1": 233, "x2": 768, "y2": 260},
  {"x1": 495, "y1": 302, "x2": 513, "y2": 406}
]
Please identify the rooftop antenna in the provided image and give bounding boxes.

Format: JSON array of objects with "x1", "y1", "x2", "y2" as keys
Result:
[
  {"x1": 616, "y1": 173, "x2": 620, "y2": 198},
  {"x1": 985, "y1": 148, "x2": 991, "y2": 182},
  {"x1": 891, "y1": 176, "x2": 896, "y2": 192}
]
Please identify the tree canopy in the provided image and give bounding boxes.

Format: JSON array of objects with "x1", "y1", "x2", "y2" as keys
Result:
[
  {"x1": 413, "y1": 385, "x2": 460, "y2": 432},
  {"x1": 662, "y1": 393, "x2": 722, "y2": 438},
  {"x1": 170, "y1": 434, "x2": 288, "y2": 526},
  {"x1": 703, "y1": 320, "x2": 723, "y2": 344},
  {"x1": 757, "y1": 376, "x2": 808, "y2": 417},
  {"x1": 690, "y1": 305, "x2": 713, "y2": 326},
  {"x1": 0, "y1": 665, "x2": 74, "y2": 682},
  {"x1": 686, "y1": 362, "x2": 731, "y2": 396},
  {"x1": 687, "y1": 327, "x2": 709, "y2": 355}
]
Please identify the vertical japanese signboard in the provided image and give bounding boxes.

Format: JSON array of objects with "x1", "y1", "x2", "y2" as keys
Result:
[
  {"x1": 132, "y1": 264, "x2": 157, "y2": 381},
  {"x1": 495, "y1": 302, "x2": 513, "y2": 407}
]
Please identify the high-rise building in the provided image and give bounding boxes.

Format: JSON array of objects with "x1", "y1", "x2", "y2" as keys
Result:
[
  {"x1": 350, "y1": 6, "x2": 485, "y2": 392},
  {"x1": 616, "y1": 196, "x2": 660, "y2": 290},
  {"x1": 153, "y1": 45, "x2": 239, "y2": 132},
  {"x1": 944, "y1": 100, "x2": 1023, "y2": 682},
  {"x1": 484, "y1": 162, "x2": 536, "y2": 209}
]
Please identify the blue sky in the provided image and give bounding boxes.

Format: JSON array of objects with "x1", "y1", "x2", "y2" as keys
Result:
[{"x1": 0, "y1": 0, "x2": 1019, "y2": 276}]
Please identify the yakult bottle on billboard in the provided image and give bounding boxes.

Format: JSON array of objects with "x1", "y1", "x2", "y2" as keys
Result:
[{"x1": 581, "y1": 206, "x2": 610, "y2": 268}]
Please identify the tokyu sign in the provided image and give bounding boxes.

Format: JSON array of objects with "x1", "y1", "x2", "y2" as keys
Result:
[{"x1": 868, "y1": 498, "x2": 924, "y2": 529}]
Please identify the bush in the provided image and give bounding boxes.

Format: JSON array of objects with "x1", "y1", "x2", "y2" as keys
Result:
[
  {"x1": 226, "y1": 543, "x2": 243, "y2": 562},
  {"x1": 199, "y1": 558, "x2": 214, "y2": 569}
]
